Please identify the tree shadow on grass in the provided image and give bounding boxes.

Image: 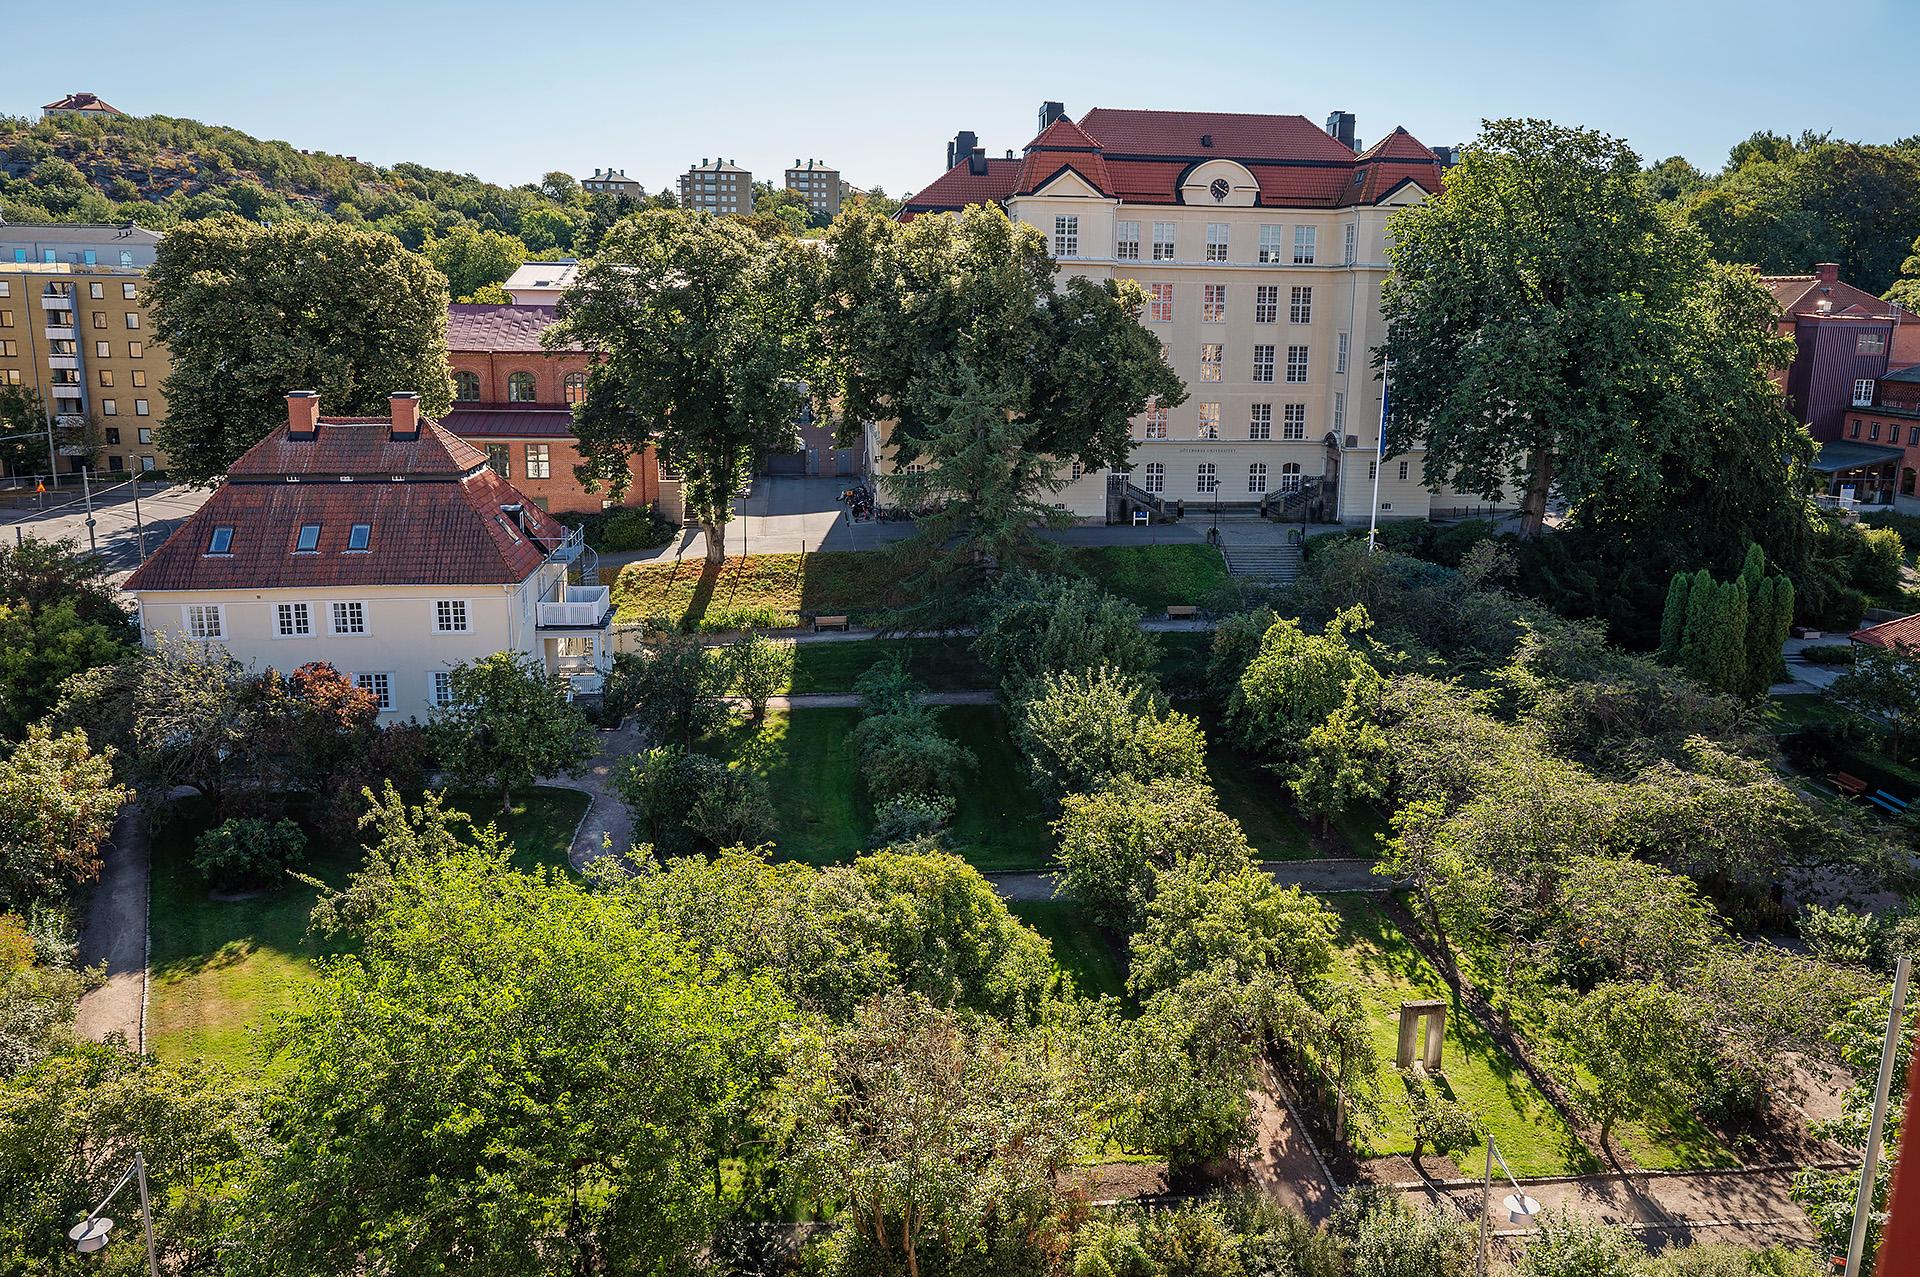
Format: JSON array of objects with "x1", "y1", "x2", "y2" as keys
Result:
[
  {"x1": 154, "y1": 936, "x2": 260, "y2": 978},
  {"x1": 682, "y1": 558, "x2": 723, "y2": 630}
]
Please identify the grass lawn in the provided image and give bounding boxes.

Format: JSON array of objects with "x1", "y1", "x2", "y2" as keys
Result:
[
  {"x1": 1322, "y1": 894, "x2": 1595, "y2": 1178},
  {"x1": 146, "y1": 787, "x2": 587, "y2": 1072},
  {"x1": 1763, "y1": 693, "x2": 1920, "y2": 802},
  {"x1": 787, "y1": 637, "x2": 990, "y2": 694},
  {"x1": 610, "y1": 544, "x2": 1235, "y2": 631},
  {"x1": 1070, "y1": 544, "x2": 1236, "y2": 613},
  {"x1": 1009, "y1": 900, "x2": 1128, "y2": 1001},
  {"x1": 731, "y1": 704, "x2": 1052, "y2": 871}
]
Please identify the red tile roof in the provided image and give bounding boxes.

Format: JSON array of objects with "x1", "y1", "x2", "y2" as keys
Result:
[
  {"x1": 44, "y1": 92, "x2": 123, "y2": 115},
  {"x1": 1762, "y1": 273, "x2": 1904, "y2": 320},
  {"x1": 446, "y1": 302, "x2": 581, "y2": 353},
  {"x1": 902, "y1": 107, "x2": 1443, "y2": 215},
  {"x1": 1852, "y1": 613, "x2": 1920, "y2": 652},
  {"x1": 124, "y1": 419, "x2": 566, "y2": 592},
  {"x1": 441, "y1": 405, "x2": 579, "y2": 438},
  {"x1": 1076, "y1": 108, "x2": 1356, "y2": 162}
]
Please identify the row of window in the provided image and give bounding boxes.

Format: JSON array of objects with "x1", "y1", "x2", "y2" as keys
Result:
[
  {"x1": 1129, "y1": 457, "x2": 1412, "y2": 496},
  {"x1": 1198, "y1": 343, "x2": 1313, "y2": 384},
  {"x1": 2, "y1": 280, "x2": 138, "y2": 301},
  {"x1": 1057, "y1": 218, "x2": 1360, "y2": 265},
  {"x1": 1144, "y1": 396, "x2": 1338, "y2": 441},
  {"x1": 1849, "y1": 418, "x2": 1920, "y2": 445},
  {"x1": 98, "y1": 399, "x2": 151, "y2": 416},
  {"x1": 1147, "y1": 284, "x2": 1346, "y2": 336},
  {"x1": 102, "y1": 427, "x2": 154, "y2": 446},
  {"x1": 453, "y1": 370, "x2": 587, "y2": 404},
  {"x1": 483, "y1": 442, "x2": 553, "y2": 480},
  {"x1": 93, "y1": 368, "x2": 148, "y2": 387},
  {"x1": 8, "y1": 248, "x2": 138, "y2": 266},
  {"x1": 182, "y1": 597, "x2": 472, "y2": 642}
]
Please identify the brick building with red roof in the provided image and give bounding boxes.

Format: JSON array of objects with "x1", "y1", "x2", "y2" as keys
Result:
[
  {"x1": 443, "y1": 302, "x2": 667, "y2": 517},
  {"x1": 892, "y1": 103, "x2": 1492, "y2": 524},
  {"x1": 124, "y1": 391, "x2": 613, "y2": 718}
]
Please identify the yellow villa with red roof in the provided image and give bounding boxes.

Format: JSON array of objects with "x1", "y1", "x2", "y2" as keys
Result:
[{"x1": 897, "y1": 103, "x2": 1505, "y2": 524}]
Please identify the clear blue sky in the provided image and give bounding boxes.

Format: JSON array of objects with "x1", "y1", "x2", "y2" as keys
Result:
[{"x1": 14, "y1": 0, "x2": 1910, "y2": 201}]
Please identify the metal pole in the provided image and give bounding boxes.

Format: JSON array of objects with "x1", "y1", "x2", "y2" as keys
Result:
[
  {"x1": 1847, "y1": 956, "x2": 1911, "y2": 1277},
  {"x1": 130, "y1": 472, "x2": 146, "y2": 560},
  {"x1": 1476, "y1": 1136, "x2": 1495, "y2": 1277},
  {"x1": 81, "y1": 465, "x2": 96, "y2": 554},
  {"x1": 133, "y1": 1151, "x2": 159, "y2": 1277},
  {"x1": 1368, "y1": 346, "x2": 1388, "y2": 552}
]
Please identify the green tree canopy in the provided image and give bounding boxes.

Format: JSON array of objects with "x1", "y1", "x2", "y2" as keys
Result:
[
  {"x1": 426, "y1": 651, "x2": 595, "y2": 812},
  {"x1": 424, "y1": 223, "x2": 527, "y2": 301},
  {"x1": 145, "y1": 214, "x2": 453, "y2": 482},
  {"x1": 551, "y1": 208, "x2": 824, "y2": 562}
]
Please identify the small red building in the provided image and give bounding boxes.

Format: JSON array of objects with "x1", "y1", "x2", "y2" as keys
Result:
[
  {"x1": 443, "y1": 303, "x2": 663, "y2": 516},
  {"x1": 1839, "y1": 365, "x2": 1920, "y2": 511},
  {"x1": 1763, "y1": 264, "x2": 1920, "y2": 443}
]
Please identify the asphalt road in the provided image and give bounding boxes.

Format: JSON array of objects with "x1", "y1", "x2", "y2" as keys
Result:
[{"x1": 1, "y1": 480, "x2": 211, "y2": 575}]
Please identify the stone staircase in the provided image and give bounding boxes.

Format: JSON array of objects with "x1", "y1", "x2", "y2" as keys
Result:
[{"x1": 1221, "y1": 539, "x2": 1303, "y2": 582}]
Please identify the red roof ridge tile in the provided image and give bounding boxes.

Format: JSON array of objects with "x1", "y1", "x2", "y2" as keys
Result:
[{"x1": 1852, "y1": 613, "x2": 1920, "y2": 651}]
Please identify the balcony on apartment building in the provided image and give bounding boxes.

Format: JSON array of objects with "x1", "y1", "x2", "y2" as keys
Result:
[{"x1": 536, "y1": 583, "x2": 613, "y2": 630}]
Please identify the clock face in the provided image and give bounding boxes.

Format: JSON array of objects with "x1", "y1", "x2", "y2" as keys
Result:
[{"x1": 1209, "y1": 178, "x2": 1231, "y2": 202}]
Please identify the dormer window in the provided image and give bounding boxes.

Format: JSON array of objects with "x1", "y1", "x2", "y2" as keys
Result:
[
  {"x1": 347, "y1": 523, "x2": 372, "y2": 551},
  {"x1": 206, "y1": 526, "x2": 234, "y2": 555},
  {"x1": 295, "y1": 523, "x2": 321, "y2": 553}
]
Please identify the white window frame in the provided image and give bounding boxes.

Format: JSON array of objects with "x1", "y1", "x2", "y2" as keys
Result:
[
  {"x1": 1052, "y1": 215, "x2": 1080, "y2": 259},
  {"x1": 1115, "y1": 221, "x2": 1140, "y2": 260},
  {"x1": 1143, "y1": 406, "x2": 1169, "y2": 439},
  {"x1": 431, "y1": 670, "x2": 455, "y2": 709},
  {"x1": 1336, "y1": 332, "x2": 1350, "y2": 375},
  {"x1": 525, "y1": 443, "x2": 552, "y2": 480},
  {"x1": 1200, "y1": 344, "x2": 1224, "y2": 383},
  {"x1": 1292, "y1": 225, "x2": 1317, "y2": 265},
  {"x1": 330, "y1": 600, "x2": 369, "y2": 636},
  {"x1": 1333, "y1": 391, "x2": 1346, "y2": 433},
  {"x1": 1254, "y1": 284, "x2": 1278, "y2": 324},
  {"x1": 1205, "y1": 223, "x2": 1229, "y2": 262},
  {"x1": 1258, "y1": 225, "x2": 1284, "y2": 264},
  {"x1": 1290, "y1": 286, "x2": 1313, "y2": 324},
  {"x1": 1201, "y1": 284, "x2": 1226, "y2": 323},
  {"x1": 1248, "y1": 463, "x2": 1268, "y2": 495},
  {"x1": 1249, "y1": 403, "x2": 1272, "y2": 440},
  {"x1": 183, "y1": 604, "x2": 224, "y2": 641},
  {"x1": 354, "y1": 671, "x2": 393, "y2": 711},
  {"x1": 1148, "y1": 283, "x2": 1173, "y2": 323},
  {"x1": 1151, "y1": 222, "x2": 1177, "y2": 261},
  {"x1": 1853, "y1": 378, "x2": 1876, "y2": 407},
  {"x1": 1286, "y1": 345, "x2": 1310, "y2": 384},
  {"x1": 1280, "y1": 462, "x2": 1303, "y2": 492},
  {"x1": 435, "y1": 599, "x2": 471, "y2": 633},
  {"x1": 1283, "y1": 403, "x2": 1307, "y2": 440},
  {"x1": 1196, "y1": 462, "x2": 1218, "y2": 494},
  {"x1": 1398, "y1": 460, "x2": 1411, "y2": 482},
  {"x1": 1197, "y1": 402, "x2": 1220, "y2": 439},
  {"x1": 1252, "y1": 344, "x2": 1275, "y2": 383},
  {"x1": 275, "y1": 601, "x2": 311, "y2": 638},
  {"x1": 1343, "y1": 222, "x2": 1357, "y2": 264},
  {"x1": 1143, "y1": 462, "x2": 1165, "y2": 494}
]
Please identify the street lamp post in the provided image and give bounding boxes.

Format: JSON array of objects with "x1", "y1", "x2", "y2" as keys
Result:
[
  {"x1": 67, "y1": 1149, "x2": 159, "y2": 1276},
  {"x1": 1476, "y1": 1136, "x2": 1538, "y2": 1277}
]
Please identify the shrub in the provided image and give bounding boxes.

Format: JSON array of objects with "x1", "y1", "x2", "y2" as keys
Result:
[
  {"x1": 1798, "y1": 643, "x2": 1856, "y2": 666},
  {"x1": 854, "y1": 711, "x2": 976, "y2": 804},
  {"x1": 592, "y1": 506, "x2": 677, "y2": 551},
  {"x1": 1426, "y1": 519, "x2": 1498, "y2": 567},
  {"x1": 723, "y1": 633, "x2": 793, "y2": 723},
  {"x1": 607, "y1": 636, "x2": 728, "y2": 746},
  {"x1": 1053, "y1": 780, "x2": 1251, "y2": 931},
  {"x1": 191, "y1": 816, "x2": 306, "y2": 890},
  {"x1": 974, "y1": 570, "x2": 1159, "y2": 699},
  {"x1": 617, "y1": 747, "x2": 773, "y2": 853},
  {"x1": 870, "y1": 793, "x2": 954, "y2": 847},
  {"x1": 1864, "y1": 509, "x2": 1920, "y2": 555},
  {"x1": 1853, "y1": 524, "x2": 1907, "y2": 599},
  {"x1": 1015, "y1": 667, "x2": 1207, "y2": 800}
]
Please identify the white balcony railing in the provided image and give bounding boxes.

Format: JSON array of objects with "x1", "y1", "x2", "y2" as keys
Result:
[{"x1": 537, "y1": 584, "x2": 611, "y2": 629}]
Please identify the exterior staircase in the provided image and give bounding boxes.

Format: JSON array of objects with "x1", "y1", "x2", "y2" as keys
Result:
[{"x1": 1220, "y1": 539, "x2": 1303, "y2": 582}]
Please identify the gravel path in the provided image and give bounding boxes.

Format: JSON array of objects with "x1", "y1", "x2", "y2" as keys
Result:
[
  {"x1": 73, "y1": 806, "x2": 148, "y2": 1048},
  {"x1": 726, "y1": 690, "x2": 999, "y2": 711}
]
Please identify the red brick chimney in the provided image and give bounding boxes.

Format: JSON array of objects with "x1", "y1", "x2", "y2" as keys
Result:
[
  {"x1": 286, "y1": 390, "x2": 319, "y2": 440},
  {"x1": 1815, "y1": 262, "x2": 1840, "y2": 285},
  {"x1": 389, "y1": 391, "x2": 420, "y2": 441}
]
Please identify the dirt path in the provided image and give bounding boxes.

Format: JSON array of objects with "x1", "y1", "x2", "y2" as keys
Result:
[
  {"x1": 1266, "y1": 858, "x2": 1391, "y2": 893},
  {"x1": 73, "y1": 807, "x2": 148, "y2": 1049}
]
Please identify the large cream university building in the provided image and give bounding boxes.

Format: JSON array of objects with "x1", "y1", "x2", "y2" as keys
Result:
[{"x1": 897, "y1": 103, "x2": 1487, "y2": 523}]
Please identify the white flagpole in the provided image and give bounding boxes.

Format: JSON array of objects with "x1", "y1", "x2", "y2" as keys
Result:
[{"x1": 1367, "y1": 356, "x2": 1388, "y2": 552}]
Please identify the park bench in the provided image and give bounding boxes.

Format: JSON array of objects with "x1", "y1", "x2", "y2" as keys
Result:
[
  {"x1": 1166, "y1": 605, "x2": 1199, "y2": 620},
  {"x1": 813, "y1": 614, "x2": 850, "y2": 632},
  {"x1": 1831, "y1": 772, "x2": 1869, "y2": 797}
]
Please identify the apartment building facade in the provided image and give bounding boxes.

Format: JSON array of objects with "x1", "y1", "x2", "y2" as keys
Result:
[
  {"x1": 123, "y1": 392, "x2": 614, "y2": 718},
  {"x1": 678, "y1": 159, "x2": 753, "y2": 214},
  {"x1": 444, "y1": 302, "x2": 665, "y2": 515},
  {"x1": 0, "y1": 227, "x2": 171, "y2": 479},
  {"x1": 582, "y1": 168, "x2": 644, "y2": 199},
  {"x1": 896, "y1": 104, "x2": 1478, "y2": 524},
  {"x1": 785, "y1": 159, "x2": 847, "y2": 219}
]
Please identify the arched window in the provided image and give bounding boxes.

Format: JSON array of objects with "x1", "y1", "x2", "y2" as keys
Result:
[
  {"x1": 507, "y1": 371, "x2": 537, "y2": 403},
  {"x1": 1248, "y1": 462, "x2": 1268, "y2": 494},
  {"x1": 453, "y1": 370, "x2": 481, "y2": 401},
  {"x1": 564, "y1": 371, "x2": 587, "y2": 405},
  {"x1": 1280, "y1": 461, "x2": 1303, "y2": 493},
  {"x1": 1196, "y1": 462, "x2": 1218, "y2": 494},
  {"x1": 1143, "y1": 462, "x2": 1164, "y2": 494},
  {"x1": 118, "y1": 250, "x2": 133, "y2": 267}
]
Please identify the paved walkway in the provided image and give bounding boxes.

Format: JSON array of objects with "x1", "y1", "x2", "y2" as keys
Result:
[
  {"x1": 72, "y1": 807, "x2": 149, "y2": 1048},
  {"x1": 548, "y1": 721, "x2": 641, "y2": 870},
  {"x1": 729, "y1": 690, "x2": 999, "y2": 711}
]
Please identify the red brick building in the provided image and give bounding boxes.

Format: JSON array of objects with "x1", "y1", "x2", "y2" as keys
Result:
[
  {"x1": 443, "y1": 303, "x2": 662, "y2": 515},
  {"x1": 1763, "y1": 264, "x2": 1920, "y2": 440},
  {"x1": 1839, "y1": 365, "x2": 1920, "y2": 510}
]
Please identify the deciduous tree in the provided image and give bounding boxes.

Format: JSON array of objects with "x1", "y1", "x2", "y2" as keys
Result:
[
  {"x1": 1052, "y1": 778, "x2": 1252, "y2": 931},
  {"x1": 552, "y1": 209, "x2": 823, "y2": 562},
  {"x1": 423, "y1": 223, "x2": 527, "y2": 302},
  {"x1": 0, "y1": 725, "x2": 128, "y2": 906},
  {"x1": 427, "y1": 651, "x2": 594, "y2": 811},
  {"x1": 145, "y1": 214, "x2": 453, "y2": 483}
]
